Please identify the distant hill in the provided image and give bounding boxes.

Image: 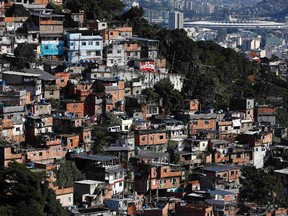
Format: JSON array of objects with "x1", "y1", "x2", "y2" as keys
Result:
[{"x1": 256, "y1": 0, "x2": 288, "y2": 20}]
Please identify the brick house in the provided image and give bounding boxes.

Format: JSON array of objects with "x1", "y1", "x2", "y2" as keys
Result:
[
  {"x1": 188, "y1": 114, "x2": 217, "y2": 137},
  {"x1": 25, "y1": 115, "x2": 53, "y2": 141},
  {"x1": 25, "y1": 145, "x2": 66, "y2": 163},
  {"x1": 62, "y1": 100, "x2": 84, "y2": 117},
  {"x1": 0, "y1": 145, "x2": 24, "y2": 167},
  {"x1": 255, "y1": 105, "x2": 276, "y2": 126},
  {"x1": 217, "y1": 121, "x2": 234, "y2": 140},
  {"x1": 59, "y1": 133, "x2": 80, "y2": 150},
  {"x1": 236, "y1": 131, "x2": 273, "y2": 147},
  {"x1": 202, "y1": 165, "x2": 241, "y2": 183},
  {"x1": 95, "y1": 77, "x2": 125, "y2": 111},
  {"x1": 55, "y1": 72, "x2": 70, "y2": 88},
  {"x1": 67, "y1": 80, "x2": 93, "y2": 102},
  {"x1": 205, "y1": 190, "x2": 237, "y2": 216},
  {"x1": 84, "y1": 93, "x2": 106, "y2": 117},
  {"x1": 132, "y1": 157, "x2": 182, "y2": 194},
  {"x1": 134, "y1": 130, "x2": 167, "y2": 152},
  {"x1": 54, "y1": 187, "x2": 74, "y2": 207}
]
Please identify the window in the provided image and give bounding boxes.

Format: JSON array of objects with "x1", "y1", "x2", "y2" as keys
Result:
[
  {"x1": 44, "y1": 45, "x2": 49, "y2": 49},
  {"x1": 49, "y1": 91, "x2": 54, "y2": 95},
  {"x1": 68, "y1": 197, "x2": 72, "y2": 203},
  {"x1": 125, "y1": 125, "x2": 129, "y2": 130},
  {"x1": 117, "y1": 49, "x2": 121, "y2": 53},
  {"x1": 16, "y1": 127, "x2": 20, "y2": 131},
  {"x1": 225, "y1": 126, "x2": 228, "y2": 130},
  {"x1": 39, "y1": 152, "x2": 43, "y2": 156},
  {"x1": 204, "y1": 120, "x2": 210, "y2": 125},
  {"x1": 193, "y1": 120, "x2": 198, "y2": 125},
  {"x1": 163, "y1": 168, "x2": 167, "y2": 173},
  {"x1": 110, "y1": 32, "x2": 113, "y2": 35},
  {"x1": 96, "y1": 41, "x2": 100, "y2": 46},
  {"x1": 159, "y1": 135, "x2": 164, "y2": 140},
  {"x1": 61, "y1": 78, "x2": 65, "y2": 83},
  {"x1": 73, "y1": 104, "x2": 78, "y2": 109},
  {"x1": 231, "y1": 171, "x2": 234, "y2": 175},
  {"x1": 88, "y1": 41, "x2": 93, "y2": 45},
  {"x1": 81, "y1": 42, "x2": 86, "y2": 46},
  {"x1": 141, "y1": 136, "x2": 146, "y2": 141},
  {"x1": 119, "y1": 182, "x2": 123, "y2": 186}
]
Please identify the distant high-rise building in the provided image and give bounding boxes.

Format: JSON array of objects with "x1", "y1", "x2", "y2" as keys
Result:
[{"x1": 169, "y1": 11, "x2": 184, "y2": 30}]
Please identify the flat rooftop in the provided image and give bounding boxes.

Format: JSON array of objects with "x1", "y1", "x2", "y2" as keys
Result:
[{"x1": 74, "y1": 180, "x2": 105, "y2": 185}]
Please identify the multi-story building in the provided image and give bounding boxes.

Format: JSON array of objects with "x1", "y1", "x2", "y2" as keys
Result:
[
  {"x1": 31, "y1": 10, "x2": 65, "y2": 60},
  {"x1": 169, "y1": 10, "x2": 184, "y2": 30},
  {"x1": 134, "y1": 129, "x2": 168, "y2": 152},
  {"x1": 202, "y1": 165, "x2": 241, "y2": 183},
  {"x1": 72, "y1": 153, "x2": 126, "y2": 195},
  {"x1": 67, "y1": 30, "x2": 103, "y2": 64},
  {"x1": 0, "y1": 105, "x2": 25, "y2": 142},
  {"x1": 2, "y1": 71, "x2": 42, "y2": 102},
  {"x1": 127, "y1": 37, "x2": 159, "y2": 60},
  {"x1": 131, "y1": 152, "x2": 182, "y2": 197},
  {"x1": 95, "y1": 77, "x2": 125, "y2": 112},
  {"x1": 205, "y1": 190, "x2": 237, "y2": 216},
  {"x1": 104, "y1": 41, "x2": 125, "y2": 67}
]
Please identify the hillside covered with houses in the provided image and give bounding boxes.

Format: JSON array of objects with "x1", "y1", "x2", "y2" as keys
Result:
[{"x1": 1, "y1": 0, "x2": 288, "y2": 216}]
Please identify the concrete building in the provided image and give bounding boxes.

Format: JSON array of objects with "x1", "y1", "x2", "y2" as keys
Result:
[
  {"x1": 67, "y1": 30, "x2": 103, "y2": 64},
  {"x1": 169, "y1": 10, "x2": 183, "y2": 30}
]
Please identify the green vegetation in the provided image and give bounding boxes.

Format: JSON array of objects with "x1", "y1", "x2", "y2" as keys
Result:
[
  {"x1": 65, "y1": 0, "x2": 124, "y2": 20},
  {"x1": 141, "y1": 78, "x2": 183, "y2": 114},
  {"x1": 12, "y1": 43, "x2": 36, "y2": 70},
  {"x1": 117, "y1": 6, "x2": 157, "y2": 38},
  {"x1": 239, "y1": 166, "x2": 286, "y2": 208},
  {"x1": 92, "y1": 130, "x2": 109, "y2": 153},
  {"x1": 0, "y1": 162, "x2": 68, "y2": 216},
  {"x1": 154, "y1": 78, "x2": 183, "y2": 114},
  {"x1": 56, "y1": 160, "x2": 85, "y2": 188}
]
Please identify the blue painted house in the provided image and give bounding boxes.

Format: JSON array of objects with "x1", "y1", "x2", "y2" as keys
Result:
[
  {"x1": 41, "y1": 40, "x2": 65, "y2": 57},
  {"x1": 67, "y1": 30, "x2": 103, "y2": 63}
]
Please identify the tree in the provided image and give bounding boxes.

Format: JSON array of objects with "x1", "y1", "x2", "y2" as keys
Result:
[
  {"x1": 0, "y1": 162, "x2": 69, "y2": 216},
  {"x1": 92, "y1": 130, "x2": 109, "y2": 153},
  {"x1": 65, "y1": 0, "x2": 124, "y2": 20},
  {"x1": 13, "y1": 43, "x2": 36, "y2": 69},
  {"x1": 56, "y1": 160, "x2": 85, "y2": 188},
  {"x1": 118, "y1": 6, "x2": 157, "y2": 38},
  {"x1": 141, "y1": 88, "x2": 159, "y2": 103},
  {"x1": 239, "y1": 166, "x2": 286, "y2": 208},
  {"x1": 153, "y1": 78, "x2": 184, "y2": 114},
  {"x1": 167, "y1": 140, "x2": 180, "y2": 164}
]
